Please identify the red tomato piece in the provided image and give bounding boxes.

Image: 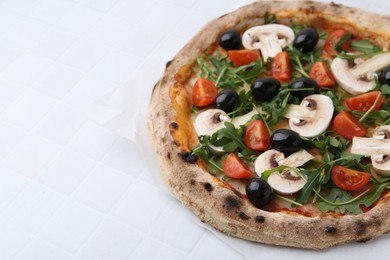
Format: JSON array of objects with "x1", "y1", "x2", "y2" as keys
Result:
[
  {"x1": 244, "y1": 120, "x2": 270, "y2": 151},
  {"x1": 333, "y1": 111, "x2": 367, "y2": 140},
  {"x1": 345, "y1": 91, "x2": 383, "y2": 112},
  {"x1": 324, "y1": 29, "x2": 351, "y2": 56},
  {"x1": 309, "y1": 61, "x2": 336, "y2": 87},
  {"x1": 271, "y1": 51, "x2": 292, "y2": 83},
  {"x1": 223, "y1": 153, "x2": 253, "y2": 179},
  {"x1": 191, "y1": 78, "x2": 218, "y2": 107},
  {"x1": 331, "y1": 165, "x2": 371, "y2": 191},
  {"x1": 228, "y1": 50, "x2": 260, "y2": 66}
]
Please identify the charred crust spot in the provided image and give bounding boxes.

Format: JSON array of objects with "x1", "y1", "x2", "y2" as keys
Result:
[
  {"x1": 167, "y1": 152, "x2": 171, "y2": 159},
  {"x1": 255, "y1": 215, "x2": 265, "y2": 223},
  {"x1": 203, "y1": 182, "x2": 213, "y2": 192},
  {"x1": 355, "y1": 220, "x2": 367, "y2": 236},
  {"x1": 331, "y1": 1, "x2": 342, "y2": 7},
  {"x1": 169, "y1": 122, "x2": 179, "y2": 130},
  {"x1": 190, "y1": 179, "x2": 196, "y2": 186},
  {"x1": 325, "y1": 226, "x2": 337, "y2": 234},
  {"x1": 357, "y1": 237, "x2": 372, "y2": 243},
  {"x1": 239, "y1": 212, "x2": 250, "y2": 220},
  {"x1": 225, "y1": 196, "x2": 241, "y2": 210},
  {"x1": 166, "y1": 60, "x2": 173, "y2": 69},
  {"x1": 218, "y1": 13, "x2": 228, "y2": 19}
]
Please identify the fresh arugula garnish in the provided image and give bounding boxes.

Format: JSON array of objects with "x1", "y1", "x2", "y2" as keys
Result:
[
  {"x1": 264, "y1": 12, "x2": 277, "y2": 24},
  {"x1": 285, "y1": 44, "x2": 323, "y2": 78},
  {"x1": 316, "y1": 188, "x2": 364, "y2": 214},
  {"x1": 335, "y1": 37, "x2": 385, "y2": 60},
  {"x1": 360, "y1": 182, "x2": 390, "y2": 207},
  {"x1": 351, "y1": 39, "x2": 382, "y2": 54}
]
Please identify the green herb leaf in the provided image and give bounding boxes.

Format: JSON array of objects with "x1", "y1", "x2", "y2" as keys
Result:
[
  {"x1": 351, "y1": 39, "x2": 382, "y2": 54},
  {"x1": 264, "y1": 12, "x2": 277, "y2": 24},
  {"x1": 360, "y1": 182, "x2": 390, "y2": 207},
  {"x1": 317, "y1": 188, "x2": 363, "y2": 214},
  {"x1": 295, "y1": 167, "x2": 323, "y2": 205}
]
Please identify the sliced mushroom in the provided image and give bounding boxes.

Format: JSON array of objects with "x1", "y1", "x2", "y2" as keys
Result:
[
  {"x1": 231, "y1": 107, "x2": 263, "y2": 128},
  {"x1": 373, "y1": 125, "x2": 390, "y2": 139},
  {"x1": 194, "y1": 109, "x2": 229, "y2": 136},
  {"x1": 194, "y1": 109, "x2": 230, "y2": 152},
  {"x1": 351, "y1": 125, "x2": 390, "y2": 175},
  {"x1": 283, "y1": 94, "x2": 334, "y2": 137},
  {"x1": 331, "y1": 53, "x2": 390, "y2": 95},
  {"x1": 242, "y1": 24, "x2": 295, "y2": 61},
  {"x1": 254, "y1": 149, "x2": 313, "y2": 194}
]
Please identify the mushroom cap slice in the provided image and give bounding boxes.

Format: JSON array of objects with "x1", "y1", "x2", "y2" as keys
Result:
[
  {"x1": 254, "y1": 149, "x2": 313, "y2": 194},
  {"x1": 331, "y1": 53, "x2": 390, "y2": 95},
  {"x1": 371, "y1": 154, "x2": 390, "y2": 176},
  {"x1": 194, "y1": 109, "x2": 230, "y2": 136},
  {"x1": 242, "y1": 24, "x2": 294, "y2": 61},
  {"x1": 373, "y1": 125, "x2": 390, "y2": 139},
  {"x1": 254, "y1": 149, "x2": 285, "y2": 176},
  {"x1": 331, "y1": 57, "x2": 376, "y2": 95},
  {"x1": 284, "y1": 94, "x2": 334, "y2": 137},
  {"x1": 194, "y1": 109, "x2": 230, "y2": 152}
]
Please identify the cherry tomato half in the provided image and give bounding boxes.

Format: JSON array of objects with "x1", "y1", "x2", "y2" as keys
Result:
[
  {"x1": 331, "y1": 165, "x2": 371, "y2": 191},
  {"x1": 324, "y1": 29, "x2": 351, "y2": 56},
  {"x1": 345, "y1": 91, "x2": 383, "y2": 112},
  {"x1": 228, "y1": 50, "x2": 260, "y2": 67},
  {"x1": 191, "y1": 78, "x2": 218, "y2": 107},
  {"x1": 223, "y1": 153, "x2": 253, "y2": 179},
  {"x1": 309, "y1": 61, "x2": 336, "y2": 87},
  {"x1": 244, "y1": 120, "x2": 270, "y2": 151},
  {"x1": 333, "y1": 111, "x2": 367, "y2": 140},
  {"x1": 271, "y1": 51, "x2": 292, "y2": 83}
]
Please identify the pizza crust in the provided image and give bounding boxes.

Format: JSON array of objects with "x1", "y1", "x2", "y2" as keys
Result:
[{"x1": 148, "y1": 0, "x2": 390, "y2": 249}]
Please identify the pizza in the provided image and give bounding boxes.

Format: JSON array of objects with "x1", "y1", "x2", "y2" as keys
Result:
[{"x1": 147, "y1": 0, "x2": 390, "y2": 249}]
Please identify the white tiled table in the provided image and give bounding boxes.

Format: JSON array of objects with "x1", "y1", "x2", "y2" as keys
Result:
[{"x1": 0, "y1": 0, "x2": 389, "y2": 259}]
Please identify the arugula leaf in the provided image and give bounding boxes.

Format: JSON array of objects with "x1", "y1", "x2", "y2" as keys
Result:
[
  {"x1": 215, "y1": 122, "x2": 254, "y2": 156},
  {"x1": 264, "y1": 12, "x2": 277, "y2": 24},
  {"x1": 360, "y1": 182, "x2": 390, "y2": 207},
  {"x1": 295, "y1": 167, "x2": 323, "y2": 205},
  {"x1": 285, "y1": 44, "x2": 323, "y2": 78},
  {"x1": 351, "y1": 39, "x2": 382, "y2": 54},
  {"x1": 317, "y1": 188, "x2": 363, "y2": 214}
]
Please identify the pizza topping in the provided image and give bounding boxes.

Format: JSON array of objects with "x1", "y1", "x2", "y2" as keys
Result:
[
  {"x1": 380, "y1": 66, "x2": 390, "y2": 84},
  {"x1": 270, "y1": 129, "x2": 303, "y2": 156},
  {"x1": 293, "y1": 27, "x2": 319, "y2": 53},
  {"x1": 331, "y1": 53, "x2": 390, "y2": 95},
  {"x1": 351, "y1": 125, "x2": 390, "y2": 175},
  {"x1": 227, "y1": 50, "x2": 260, "y2": 66},
  {"x1": 181, "y1": 152, "x2": 198, "y2": 164},
  {"x1": 246, "y1": 178, "x2": 273, "y2": 208},
  {"x1": 191, "y1": 78, "x2": 218, "y2": 107},
  {"x1": 324, "y1": 29, "x2": 351, "y2": 56},
  {"x1": 345, "y1": 91, "x2": 383, "y2": 112},
  {"x1": 215, "y1": 89, "x2": 239, "y2": 113},
  {"x1": 309, "y1": 61, "x2": 336, "y2": 87},
  {"x1": 219, "y1": 29, "x2": 242, "y2": 50},
  {"x1": 194, "y1": 109, "x2": 229, "y2": 137},
  {"x1": 331, "y1": 166, "x2": 371, "y2": 191},
  {"x1": 223, "y1": 153, "x2": 253, "y2": 179},
  {"x1": 333, "y1": 111, "x2": 367, "y2": 140},
  {"x1": 271, "y1": 51, "x2": 292, "y2": 83},
  {"x1": 283, "y1": 94, "x2": 334, "y2": 137},
  {"x1": 289, "y1": 77, "x2": 319, "y2": 100},
  {"x1": 255, "y1": 149, "x2": 313, "y2": 194},
  {"x1": 242, "y1": 24, "x2": 295, "y2": 61},
  {"x1": 251, "y1": 77, "x2": 281, "y2": 102},
  {"x1": 244, "y1": 119, "x2": 270, "y2": 151}
]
